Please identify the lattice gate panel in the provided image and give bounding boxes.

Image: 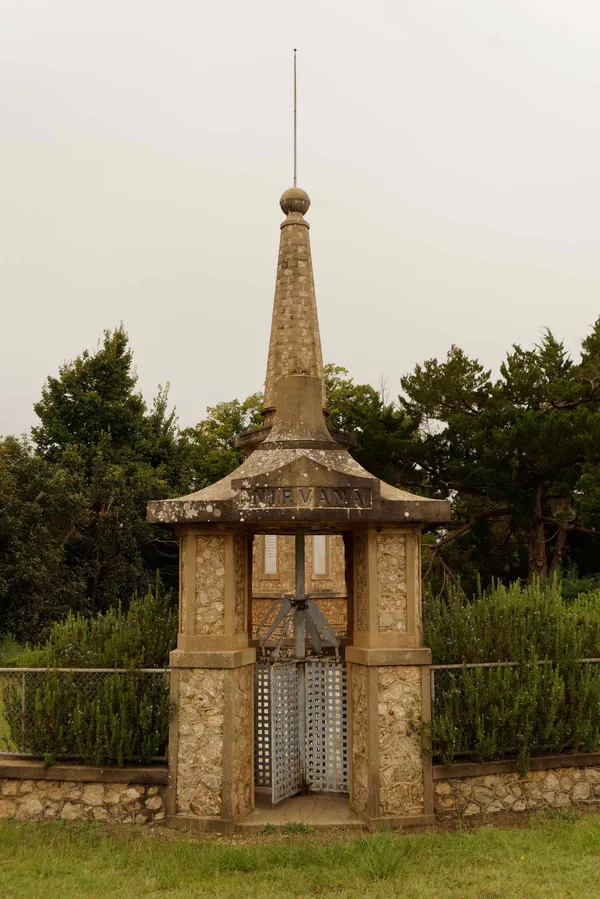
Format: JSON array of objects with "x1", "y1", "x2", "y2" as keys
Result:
[
  {"x1": 305, "y1": 660, "x2": 348, "y2": 793},
  {"x1": 270, "y1": 661, "x2": 301, "y2": 803},
  {"x1": 254, "y1": 662, "x2": 272, "y2": 788}
]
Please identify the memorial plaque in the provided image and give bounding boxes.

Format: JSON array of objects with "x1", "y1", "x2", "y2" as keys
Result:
[{"x1": 238, "y1": 485, "x2": 372, "y2": 510}]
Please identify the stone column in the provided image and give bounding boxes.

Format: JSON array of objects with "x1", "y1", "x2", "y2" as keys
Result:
[
  {"x1": 168, "y1": 527, "x2": 255, "y2": 832},
  {"x1": 346, "y1": 526, "x2": 434, "y2": 829}
]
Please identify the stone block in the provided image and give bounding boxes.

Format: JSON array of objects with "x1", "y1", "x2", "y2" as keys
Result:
[
  {"x1": 544, "y1": 772, "x2": 560, "y2": 792},
  {"x1": 472, "y1": 786, "x2": 494, "y2": 805},
  {"x1": 1, "y1": 782, "x2": 18, "y2": 797},
  {"x1": 463, "y1": 802, "x2": 480, "y2": 816},
  {"x1": 60, "y1": 802, "x2": 83, "y2": 821},
  {"x1": 82, "y1": 784, "x2": 105, "y2": 807},
  {"x1": 573, "y1": 781, "x2": 591, "y2": 801},
  {"x1": 16, "y1": 798, "x2": 44, "y2": 820},
  {"x1": 486, "y1": 800, "x2": 504, "y2": 814},
  {"x1": 107, "y1": 783, "x2": 128, "y2": 794},
  {"x1": 19, "y1": 780, "x2": 35, "y2": 794},
  {"x1": 0, "y1": 799, "x2": 16, "y2": 819}
]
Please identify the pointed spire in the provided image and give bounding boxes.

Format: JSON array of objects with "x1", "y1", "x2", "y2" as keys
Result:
[{"x1": 262, "y1": 188, "x2": 332, "y2": 443}]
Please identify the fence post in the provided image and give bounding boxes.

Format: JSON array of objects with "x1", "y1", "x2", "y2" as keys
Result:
[
  {"x1": 429, "y1": 668, "x2": 435, "y2": 747},
  {"x1": 20, "y1": 672, "x2": 26, "y2": 753}
]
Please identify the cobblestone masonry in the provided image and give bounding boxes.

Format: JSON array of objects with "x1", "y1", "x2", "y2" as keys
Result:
[
  {"x1": 180, "y1": 533, "x2": 189, "y2": 631},
  {"x1": 0, "y1": 780, "x2": 165, "y2": 823},
  {"x1": 231, "y1": 665, "x2": 254, "y2": 819},
  {"x1": 176, "y1": 669, "x2": 224, "y2": 817},
  {"x1": 378, "y1": 667, "x2": 425, "y2": 817},
  {"x1": 376, "y1": 534, "x2": 407, "y2": 632},
  {"x1": 435, "y1": 767, "x2": 600, "y2": 816},
  {"x1": 263, "y1": 215, "x2": 326, "y2": 412},
  {"x1": 355, "y1": 532, "x2": 369, "y2": 633},
  {"x1": 195, "y1": 536, "x2": 225, "y2": 636},
  {"x1": 414, "y1": 535, "x2": 422, "y2": 636},
  {"x1": 350, "y1": 664, "x2": 369, "y2": 816},
  {"x1": 234, "y1": 535, "x2": 247, "y2": 634}
]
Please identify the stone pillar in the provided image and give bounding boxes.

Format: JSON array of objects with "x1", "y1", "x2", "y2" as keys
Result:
[
  {"x1": 168, "y1": 528, "x2": 255, "y2": 832},
  {"x1": 346, "y1": 526, "x2": 434, "y2": 829}
]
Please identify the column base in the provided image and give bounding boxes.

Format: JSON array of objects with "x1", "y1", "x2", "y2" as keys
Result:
[
  {"x1": 166, "y1": 813, "x2": 237, "y2": 834},
  {"x1": 363, "y1": 813, "x2": 436, "y2": 831}
]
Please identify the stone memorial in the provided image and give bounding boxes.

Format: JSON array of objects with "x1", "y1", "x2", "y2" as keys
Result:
[{"x1": 147, "y1": 185, "x2": 450, "y2": 830}]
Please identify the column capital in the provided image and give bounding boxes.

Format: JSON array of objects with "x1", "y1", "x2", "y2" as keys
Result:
[
  {"x1": 170, "y1": 648, "x2": 256, "y2": 669},
  {"x1": 346, "y1": 647, "x2": 431, "y2": 667}
]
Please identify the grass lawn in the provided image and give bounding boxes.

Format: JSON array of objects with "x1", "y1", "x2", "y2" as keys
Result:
[{"x1": 0, "y1": 812, "x2": 599, "y2": 898}]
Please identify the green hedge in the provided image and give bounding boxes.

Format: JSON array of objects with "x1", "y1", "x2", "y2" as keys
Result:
[
  {"x1": 1, "y1": 586, "x2": 175, "y2": 765},
  {"x1": 9, "y1": 584, "x2": 177, "y2": 669},
  {"x1": 424, "y1": 579, "x2": 600, "y2": 770},
  {"x1": 2, "y1": 669, "x2": 170, "y2": 765}
]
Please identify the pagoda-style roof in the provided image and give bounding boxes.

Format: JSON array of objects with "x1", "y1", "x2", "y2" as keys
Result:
[{"x1": 147, "y1": 187, "x2": 450, "y2": 528}]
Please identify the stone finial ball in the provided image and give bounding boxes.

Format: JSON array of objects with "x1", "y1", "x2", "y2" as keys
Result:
[{"x1": 280, "y1": 187, "x2": 311, "y2": 215}]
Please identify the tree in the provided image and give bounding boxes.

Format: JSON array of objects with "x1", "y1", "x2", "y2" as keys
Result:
[
  {"x1": 324, "y1": 364, "x2": 418, "y2": 486},
  {"x1": 400, "y1": 323, "x2": 600, "y2": 586},
  {"x1": 32, "y1": 327, "x2": 182, "y2": 614},
  {"x1": 178, "y1": 393, "x2": 263, "y2": 492},
  {"x1": 0, "y1": 437, "x2": 87, "y2": 639}
]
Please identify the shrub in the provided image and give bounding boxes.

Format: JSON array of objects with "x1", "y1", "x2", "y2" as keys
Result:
[
  {"x1": 1, "y1": 585, "x2": 176, "y2": 764},
  {"x1": 2, "y1": 669, "x2": 170, "y2": 765},
  {"x1": 425, "y1": 578, "x2": 600, "y2": 769},
  {"x1": 10, "y1": 583, "x2": 177, "y2": 669}
]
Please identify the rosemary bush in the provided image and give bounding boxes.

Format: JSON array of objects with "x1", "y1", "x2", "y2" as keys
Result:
[
  {"x1": 2, "y1": 669, "x2": 170, "y2": 765},
  {"x1": 12, "y1": 583, "x2": 177, "y2": 669},
  {"x1": 1, "y1": 585, "x2": 175, "y2": 764},
  {"x1": 425, "y1": 578, "x2": 600, "y2": 769}
]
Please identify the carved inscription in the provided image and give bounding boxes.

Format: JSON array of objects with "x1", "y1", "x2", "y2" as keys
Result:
[{"x1": 239, "y1": 486, "x2": 372, "y2": 510}]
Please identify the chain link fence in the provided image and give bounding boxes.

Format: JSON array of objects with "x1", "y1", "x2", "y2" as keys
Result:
[
  {"x1": 430, "y1": 659, "x2": 600, "y2": 767},
  {"x1": 0, "y1": 668, "x2": 170, "y2": 765}
]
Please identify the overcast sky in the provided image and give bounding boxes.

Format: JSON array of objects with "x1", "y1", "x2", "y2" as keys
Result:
[{"x1": 1, "y1": 0, "x2": 600, "y2": 436}]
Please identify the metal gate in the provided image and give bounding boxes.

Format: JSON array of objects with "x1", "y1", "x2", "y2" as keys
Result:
[{"x1": 254, "y1": 658, "x2": 348, "y2": 803}]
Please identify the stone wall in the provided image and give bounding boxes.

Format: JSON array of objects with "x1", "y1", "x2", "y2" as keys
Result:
[
  {"x1": 378, "y1": 666, "x2": 424, "y2": 817},
  {"x1": 435, "y1": 764, "x2": 600, "y2": 817},
  {"x1": 234, "y1": 535, "x2": 247, "y2": 634},
  {"x1": 354, "y1": 532, "x2": 369, "y2": 633},
  {"x1": 176, "y1": 669, "x2": 224, "y2": 817},
  {"x1": 0, "y1": 778, "x2": 165, "y2": 823},
  {"x1": 231, "y1": 665, "x2": 254, "y2": 819},
  {"x1": 350, "y1": 664, "x2": 369, "y2": 816},
  {"x1": 376, "y1": 534, "x2": 407, "y2": 633},
  {"x1": 195, "y1": 535, "x2": 226, "y2": 636}
]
